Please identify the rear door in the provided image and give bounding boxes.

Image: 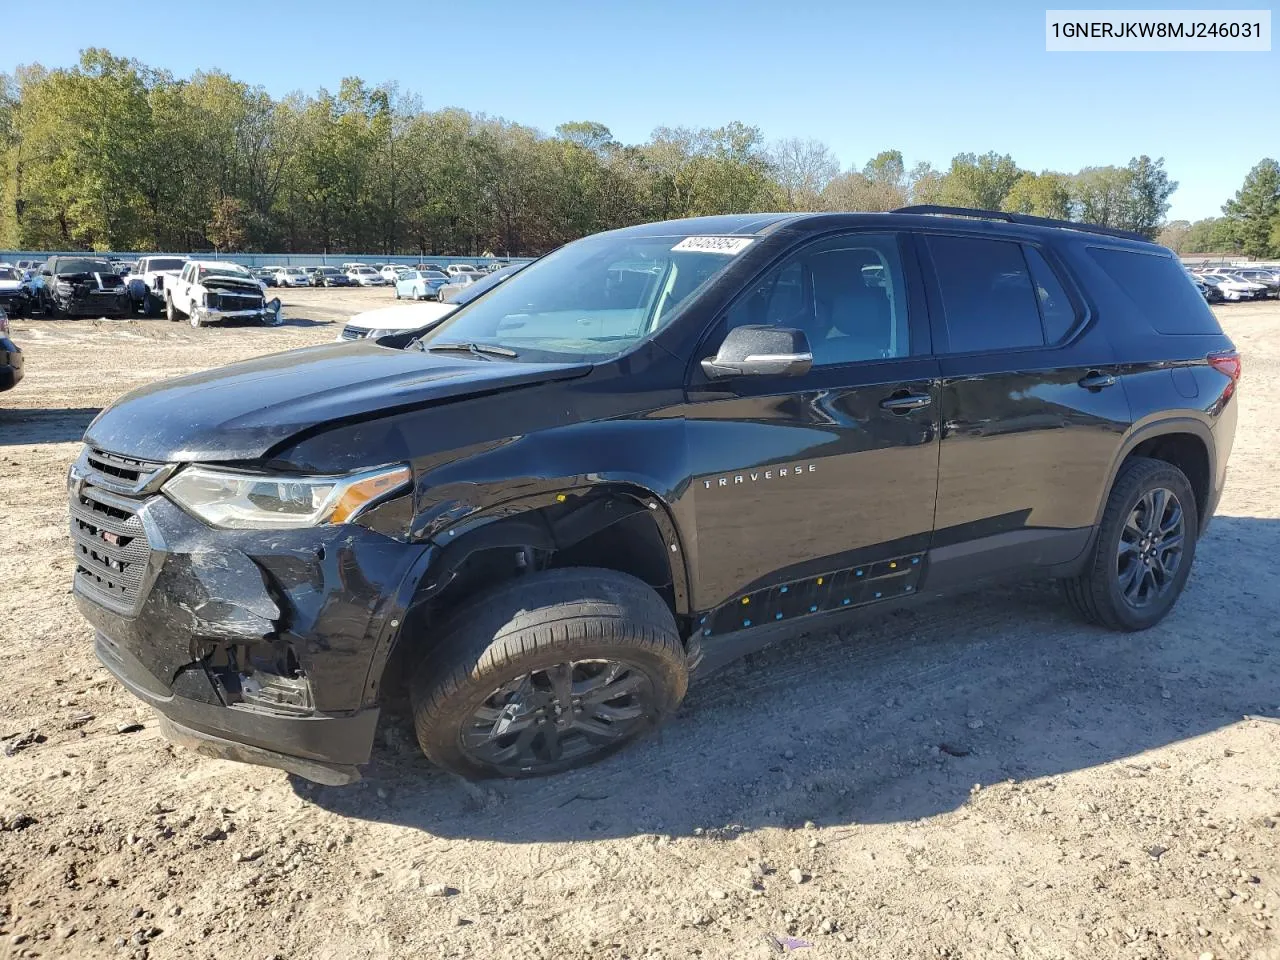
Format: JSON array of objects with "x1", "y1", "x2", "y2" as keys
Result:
[
  {"x1": 685, "y1": 231, "x2": 941, "y2": 633},
  {"x1": 914, "y1": 230, "x2": 1132, "y2": 587}
]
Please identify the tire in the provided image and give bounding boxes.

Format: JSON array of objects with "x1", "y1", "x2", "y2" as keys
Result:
[
  {"x1": 394, "y1": 287, "x2": 401, "y2": 299},
  {"x1": 409, "y1": 567, "x2": 689, "y2": 780},
  {"x1": 165, "y1": 295, "x2": 184, "y2": 322},
  {"x1": 1064, "y1": 456, "x2": 1198, "y2": 631}
]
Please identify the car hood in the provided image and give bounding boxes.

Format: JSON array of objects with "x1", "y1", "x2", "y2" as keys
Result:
[
  {"x1": 84, "y1": 340, "x2": 592, "y2": 463},
  {"x1": 0, "y1": 280, "x2": 22, "y2": 291}
]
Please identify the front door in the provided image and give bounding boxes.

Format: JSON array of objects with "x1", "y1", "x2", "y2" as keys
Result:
[{"x1": 682, "y1": 232, "x2": 941, "y2": 637}]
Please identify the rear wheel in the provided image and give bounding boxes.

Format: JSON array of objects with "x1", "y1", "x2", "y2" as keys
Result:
[
  {"x1": 1064, "y1": 456, "x2": 1198, "y2": 631},
  {"x1": 165, "y1": 295, "x2": 184, "y2": 322},
  {"x1": 409, "y1": 568, "x2": 688, "y2": 779}
]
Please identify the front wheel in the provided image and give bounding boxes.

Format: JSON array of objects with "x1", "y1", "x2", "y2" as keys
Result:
[
  {"x1": 1064, "y1": 456, "x2": 1198, "y2": 631},
  {"x1": 409, "y1": 568, "x2": 688, "y2": 779}
]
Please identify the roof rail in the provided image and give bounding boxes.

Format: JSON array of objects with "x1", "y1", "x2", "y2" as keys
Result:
[{"x1": 893, "y1": 204, "x2": 1151, "y2": 244}]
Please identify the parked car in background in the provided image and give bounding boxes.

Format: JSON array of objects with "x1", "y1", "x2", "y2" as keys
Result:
[
  {"x1": 313, "y1": 267, "x2": 354, "y2": 287},
  {"x1": 341, "y1": 262, "x2": 528, "y2": 339},
  {"x1": 126, "y1": 256, "x2": 189, "y2": 316},
  {"x1": 379, "y1": 265, "x2": 406, "y2": 284},
  {"x1": 1193, "y1": 276, "x2": 1224, "y2": 303},
  {"x1": 416, "y1": 263, "x2": 446, "y2": 273},
  {"x1": 302, "y1": 267, "x2": 324, "y2": 286},
  {"x1": 393, "y1": 269, "x2": 449, "y2": 300},
  {"x1": 0, "y1": 265, "x2": 29, "y2": 316},
  {"x1": 0, "y1": 309, "x2": 22, "y2": 393},
  {"x1": 445, "y1": 263, "x2": 480, "y2": 278},
  {"x1": 436, "y1": 271, "x2": 478, "y2": 301},
  {"x1": 1232, "y1": 269, "x2": 1279, "y2": 296},
  {"x1": 254, "y1": 268, "x2": 279, "y2": 287},
  {"x1": 164, "y1": 261, "x2": 282, "y2": 328},
  {"x1": 274, "y1": 267, "x2": 313, "y2": 288},
  {"x1": 30, "y1": 256, "x2": 132, "y2": 318},
  {"x1": 1201, "y1": 273, "x2": 1267, "y2": 301},
  {"x1": 346, "y1": 266, "x2": 385, "y2": 286},
  {"x1": 14, "y1": 259, "x2": 42, "y2": 279}
]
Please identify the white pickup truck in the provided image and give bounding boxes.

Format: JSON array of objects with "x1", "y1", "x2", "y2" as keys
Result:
[
  {"x1": 164, "y1": 260, "x2": 281, "y2": 328},
  {"x1": 126, "y1": 255, "x2": 189, "y2": 315}
]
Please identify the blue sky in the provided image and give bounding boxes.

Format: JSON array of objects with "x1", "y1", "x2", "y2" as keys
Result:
[{"x1": 8, "y1": 0, "x2": 1275, "y2": 221}]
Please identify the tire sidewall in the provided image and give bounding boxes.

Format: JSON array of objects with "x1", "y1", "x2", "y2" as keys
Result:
[{"x1": 1095, "y1": 463, "x2": 1199, "y2": 630}]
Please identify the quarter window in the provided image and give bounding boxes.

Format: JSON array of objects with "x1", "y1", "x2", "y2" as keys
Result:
[
  {"x1": 926, "y1": 235, "x2": 1044, "y2": 353},
  {"x1": 1023, "y1": 246, "x2": 1078, "y2": 343},
  {"x1": 723, "y1": 233, "x2": 910, "y2": 366}
]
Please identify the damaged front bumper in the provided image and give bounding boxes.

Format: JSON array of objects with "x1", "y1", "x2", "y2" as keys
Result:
[
  {"x1": 55, "y1": 292, "x2": 132, "y2": 318},
  {"x1": 73, "y1": 481, "x2": 429, "y2": 784}
]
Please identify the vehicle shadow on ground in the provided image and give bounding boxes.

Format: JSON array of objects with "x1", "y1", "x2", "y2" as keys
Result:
[
  {"x1": 0, "y1": 407, "x2": 100, "y2": 445},
  {"x1": 208, "y1": 317, "x2": 333, "y2": 329},
  {"x1": 298, "y1": 515, "x2": 1280, "y2": 842}
]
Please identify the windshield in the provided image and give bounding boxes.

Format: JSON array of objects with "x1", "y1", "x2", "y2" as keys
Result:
[
  {"x1": 54, "y1": 259, "x2": 113, "y2": 274},
  {"x1": 199, "y1": 265, "x2": 253, "y2": 280},
  {"x1": 149, "y1": 258, "x2": 186, "y2": 271},
  {"x1": 416, "y1": 233, "x2": 749, "y2": 361}
]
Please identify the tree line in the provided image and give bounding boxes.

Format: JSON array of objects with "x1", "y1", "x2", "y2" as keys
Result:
[
  {"x1": 0, "y1": 49, "x2": 1264, "y2": 257},
  {"x1": 1157, "y1": 159, "x2": 1280, "y2": 258}
]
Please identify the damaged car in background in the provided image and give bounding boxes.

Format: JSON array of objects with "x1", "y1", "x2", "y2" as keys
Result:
[
  {"x1": 126, "y1": 255, "x2": 189, "y2": 316},
  {"x1": 164, "y1": 260, "x2": 282, "y2": 327},
  {"x1": 30, "y1": 256, "x2": 132, "y2": 318}
]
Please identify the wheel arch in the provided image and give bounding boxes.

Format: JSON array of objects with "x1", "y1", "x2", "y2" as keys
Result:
[
  {"x1": 1096, "y1": 416, "x2": 1215, "y2": 536},
  {"x1": 363, "y1": 484, "x2": 692, "y2": 703}
]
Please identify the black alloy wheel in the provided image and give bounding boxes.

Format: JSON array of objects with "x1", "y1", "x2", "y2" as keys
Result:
[
  {"x1": 460, "y1": 659, "x2": 657, "y2": 772},
  {"x1": 1115, "y1": 486, "x2": 1185, "y2": 608}
]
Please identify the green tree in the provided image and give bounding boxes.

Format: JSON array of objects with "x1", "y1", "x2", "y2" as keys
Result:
[
  {"x1": 1122, "y1": 155, "x2": 1177, "y2": 239},
  {"x1": 1222, "y1": 159, "x2": 1280, "y2": 257},
  {"x1": 937, "y1": 152, "x2": 1022, "y2": 210},
  {"x1": 1156, "y1": 220, "x2": 1191, "y2": 252},
  {"x1": 207, "y1": 196, "x2": 247, "y2": 252},
  {"x1": 1001, "y1": 171, "x2": 1072, "y2": 219}
]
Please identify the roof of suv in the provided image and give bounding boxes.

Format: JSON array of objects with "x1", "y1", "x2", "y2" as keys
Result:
[{"x1": 606, "y1": 206, "x2": 1159, "y2": 252}]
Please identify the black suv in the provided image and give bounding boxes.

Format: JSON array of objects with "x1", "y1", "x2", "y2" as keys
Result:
[{"x1": 71, "y1": 207, "x2": 1240, "y2": 784}]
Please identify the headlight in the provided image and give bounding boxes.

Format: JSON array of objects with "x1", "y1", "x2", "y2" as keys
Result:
[{"x1": 164, "y1": 463, "x2": 411, "y2": 529}]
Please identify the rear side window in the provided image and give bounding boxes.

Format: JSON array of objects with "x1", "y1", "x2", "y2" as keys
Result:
[
  {"x1": 1086, "y1": 247, "x2": 1222, "y2": 335},
  {"x1": 1023, "y1": 246, "x2": 1078, "y2": 343},
  {"x1": 925, "y1": 235, "x2": 1044, "y2": 353}
]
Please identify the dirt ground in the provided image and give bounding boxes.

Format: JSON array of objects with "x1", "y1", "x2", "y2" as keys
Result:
[{"x1": 1, "y1": 289, "x2": 1277, "y2": 960}]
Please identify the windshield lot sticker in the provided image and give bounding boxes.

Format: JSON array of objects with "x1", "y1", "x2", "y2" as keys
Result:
[{"x1": 672, "y1": 236, "x2": 754, "y2": 255}]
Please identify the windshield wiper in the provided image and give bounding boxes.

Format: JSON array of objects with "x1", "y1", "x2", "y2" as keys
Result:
[{"x1": 426, "y1": 341, "x2": 518, "y2": 359}]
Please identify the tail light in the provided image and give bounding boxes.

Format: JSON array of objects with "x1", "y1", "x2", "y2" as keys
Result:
[
  {"x1": 1208, "y1": 350, "x2": 1241, "y2": 400},
  {"x1": 1207, "y1": 350, "x2": 1241, "y2": 381}
]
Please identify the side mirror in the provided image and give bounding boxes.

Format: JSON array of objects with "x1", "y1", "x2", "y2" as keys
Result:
[
  {"x1": 41, "y1": 269, "x2": 52, "y2": 277},
  {"x1": 700, "y1": 325, "x2": 812, "y2": 379}
]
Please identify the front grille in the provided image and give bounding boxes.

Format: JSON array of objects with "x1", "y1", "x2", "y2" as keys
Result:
[
  {"x1": 217, "y1": 293, "x2": 264, "y2": 311},
  {"x1": 69, "y1": 448, "x2": 173, "y2": 613}
]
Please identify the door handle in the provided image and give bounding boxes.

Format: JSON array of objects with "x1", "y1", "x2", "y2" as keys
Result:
[
  {"x1": 879, "y1": 392, "x2": 933, "y2": 413},
  {"x1": 1078, "y1": 371, "x2": 1118, "y2": 390}
]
